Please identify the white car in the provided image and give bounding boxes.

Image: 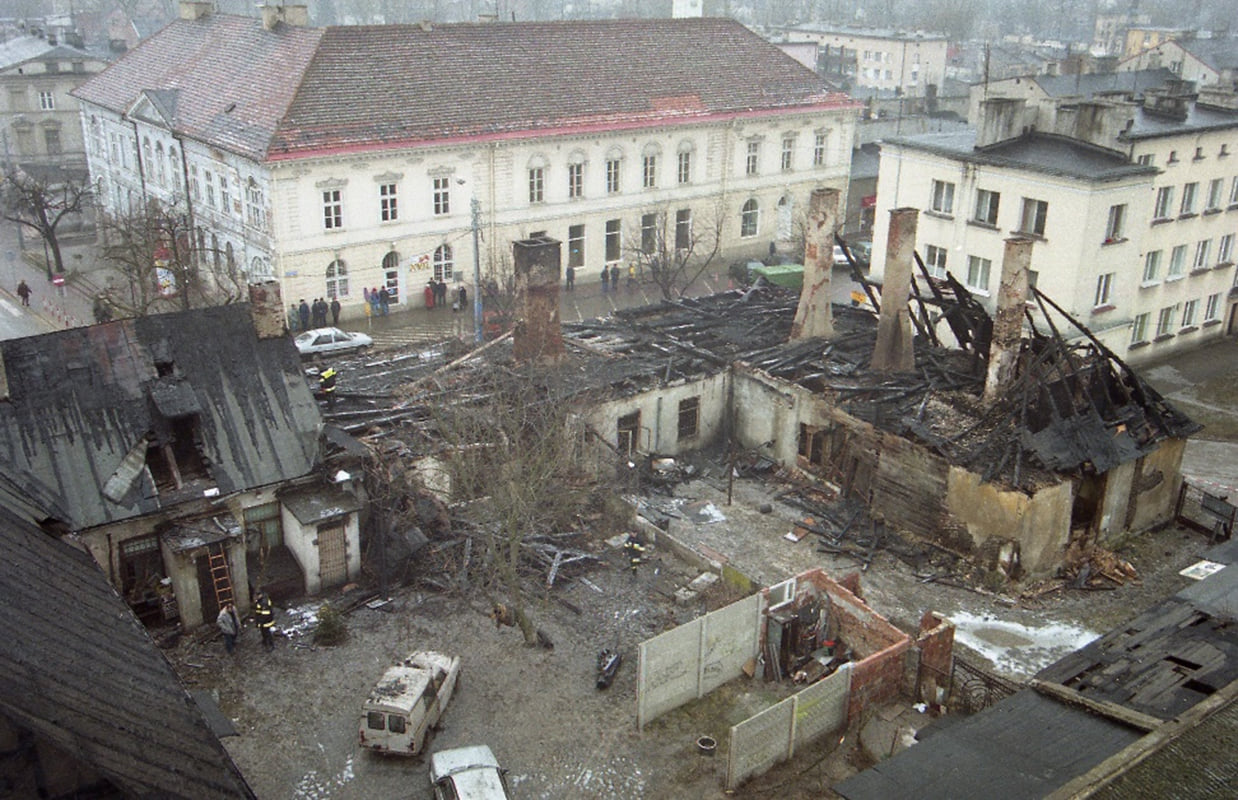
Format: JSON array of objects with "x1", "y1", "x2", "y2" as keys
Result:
[
  {"x1": 429, "y1": 745, "x2": 513, "y2": 800},
  {"x1": 294, "y1": 327, "x2": 373, "y2": 357}
]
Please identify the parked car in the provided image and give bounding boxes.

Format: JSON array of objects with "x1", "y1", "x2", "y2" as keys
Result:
[
  {"x1": 429, "y1": 745, "x2": 513, "y2": 800},
  {"x1": 294, "y1": 327, "x2": 373, "y2": 357},
  {"x1": 358, "y1": 651, "x2": 460, "y2": 756}
]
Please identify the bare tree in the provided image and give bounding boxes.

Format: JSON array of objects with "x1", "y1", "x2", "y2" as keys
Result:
[
  {"x1": 624, "y1": 199, "x2": 725, "y2": 301},
  {"x1": 1, "y1": 167, "x2": 90, "y2": 281}
]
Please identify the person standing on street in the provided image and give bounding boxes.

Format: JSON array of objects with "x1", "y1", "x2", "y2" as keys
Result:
[
  {"x1": 319, "y1": 365, "x2": 338, "y2": 411},
  {"x1": 330, "y1": 297, "x2": 341, "y2": 325},
  {"x1": 217, "y1": 602, "x2": 241, "y2": 654},
  {"x1": 600, "y1": 265, "x2": 609, "y2": 294},
  {"x1": 610, "y1": 264, "x2": 620, "y2": 292},
  {"x1": 565, "y1": 265, "x2": 575, "y2": 291},
  {"x1": 16, "y1": 280, "x2": 30, "y2": 307},
  {"x1": 457, "y1": 285, "x2": 467, "y2": 312},
  {"x1": 298, "y1": 299, "x2": 310, "y2": 331},
  {"x1": 253, "y1": 591, "x2": 276, "y2": 651},
  {"x1": 623, "y1": 534, "x2": 647, "y2": 576}
]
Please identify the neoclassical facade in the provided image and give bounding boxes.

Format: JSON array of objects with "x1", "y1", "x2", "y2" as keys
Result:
[{"x1": 74, "y1": 5, "x2": 859, "y2": 322}]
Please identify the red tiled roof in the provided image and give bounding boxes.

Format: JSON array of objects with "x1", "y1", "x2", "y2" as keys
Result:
[{"x1": 75, "y1": 15, "x2": 856, "y2": 163}]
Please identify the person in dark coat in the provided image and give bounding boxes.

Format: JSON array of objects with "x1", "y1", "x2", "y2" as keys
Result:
[
  {"x1": 253, "y1": 591, "x2": 276, "y2": 651},
  {"x1": 565, "y1": 265, "x2": 575, "y2": 291},
  {"x1": 329, "y1": 297, "x2": 341, "y2": 325},
  {"x1": 457, "y1": 285, "x2": 467, "y2": 311},
  {"x1": 298, "y1": 299, "x2": 311, "y2": 331},
  {"x1": 16, "y1": 280, "x2": 30, "y2": 307},
  {"x1": 610, "y1": 265, "x2": 620, "y2": 292},
  {"x1": 600, "y1": 265, "x2": 609, "y2": 293},
  {"x1": 378, "y1": 286, "x2": 390, "y2": 316}
]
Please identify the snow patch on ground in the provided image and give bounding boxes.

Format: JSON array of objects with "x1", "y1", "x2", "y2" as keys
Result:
[
  {"x1": 282, "y1": 601, "x2": 324, "y2": 638},
  {"x1": 950, "y1": 610, "x2": 1099, "y2": 678}
]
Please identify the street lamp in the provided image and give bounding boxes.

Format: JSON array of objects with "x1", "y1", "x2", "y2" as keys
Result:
[{"x1": 470, "y1": 194, "x2": 483, "y2": 344}]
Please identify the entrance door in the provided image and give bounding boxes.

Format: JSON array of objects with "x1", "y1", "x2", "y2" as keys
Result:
[{"x1": 318, "y1": 523, "x2": 348, "y2": 587}]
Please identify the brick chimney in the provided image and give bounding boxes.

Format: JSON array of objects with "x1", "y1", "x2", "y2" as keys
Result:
[
  {"x1": 179, "y1": 1, "x2": 213, "y2": 21},
  {"x1": 983, "y1": 237, "x2": 1033, "y2": 405},
  {"x1": 790, "y1": 187, "x2": 841, "y2": 341},
  {"x1": 870, "y1": 207, "x2": 918, "y2": 373},
  {"x1": 260, "y1": 4, "x2": 309, "y2": 30},
  {"x1": 248, "y1": 279, "x2": 287, "y2": 339},
  {"x1": 511, "y1": 236, "x2": 564, "y2": 363}
]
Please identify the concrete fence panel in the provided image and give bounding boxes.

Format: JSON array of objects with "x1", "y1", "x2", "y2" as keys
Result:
[{"x1": 726, "y1": 694, "x2": 795, "y2": 790}]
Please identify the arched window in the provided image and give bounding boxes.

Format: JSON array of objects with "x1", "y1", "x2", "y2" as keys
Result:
[
  {"x1": 777, "y1": 195, "x2": 793, "y2": 241},
  {"x1": 433, "y1": 244, "x2": 453, "y2": 282},
  {"x1": 326, "y1": 259, "x2": 349, "y2": 299},
  {"x1": 211, "y1": 233, "x2": 221, "y2": 270},
  {"x1": 382, "y1": 251, "x2": 400, "y2": 305},
  {"x1": 142, "y1": 137, "x2": 152, "y2": 174},
  {"x1": 169, "y1": 148, "x2": 182, "y2": 193},
  {"x1": 154, "y1": 142, "x2": 166, "y2": 187},
  {"x1": 225, "y1": 241, "x2": 236, "y2": 275},
  {"x1": 741, "y1": 199, "x2": 759, "y2": 238},
  {"x1": 250, "y1": 256, "x2": 272, "y2": 278}
]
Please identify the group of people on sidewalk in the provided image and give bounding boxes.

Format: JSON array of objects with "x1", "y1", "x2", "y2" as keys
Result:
[
  {"x1": 216, "y1": 590, "x2": 277, "y2": 655},
  {"x1": 292, "y1": 297, "x2": 341, "y2": 332}
]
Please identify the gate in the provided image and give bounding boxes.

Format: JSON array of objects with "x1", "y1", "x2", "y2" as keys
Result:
[
  {"x1": 1175, "y1": 482, "x2": 1236, "y2": 542},
  {"x1": 318, "y1": 524, "x2": 348, "y2": 587},
  {"x1": 951, "y1": 656, "x2": 1019, "y2": 714}
]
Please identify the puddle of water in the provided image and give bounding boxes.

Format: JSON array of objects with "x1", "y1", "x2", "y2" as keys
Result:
[{"x1": 949, "y1": 610, "x2": 1099, "y2": 678}]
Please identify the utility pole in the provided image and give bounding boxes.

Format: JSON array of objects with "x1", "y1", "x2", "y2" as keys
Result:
[{"x1": 471, "y1": 194, "x2": 483, "y2": 344}]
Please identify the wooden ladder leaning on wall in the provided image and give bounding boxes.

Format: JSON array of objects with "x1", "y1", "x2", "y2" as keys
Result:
[{"x1": 208, "y1": 545, "x2": 234, "y2": 610}]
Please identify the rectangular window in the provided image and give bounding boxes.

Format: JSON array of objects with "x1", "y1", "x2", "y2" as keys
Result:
[
  {"x1": 380, "y1": 183, "x2": 398, "y2": 221},
  {"x1": 9, "y1": 89, "x2": 26, "y2": 111},
  {"x1": 677, "y1": 151, "x2": 691, "y2": 184},
  {"x1": 781, "y1": 136, "x2": 794, "y2": 171},
  {"x1": 529, "y1": 167, "x2": 544, "y2": 203},
  {"x1": 1168, "y1": 244, "x2": 1187, "y2": 278},
  {"x1": 1143, "y1": 250, "x2": 1162, "y2": 283},
  {"x1": 1137, "y1": 154, "x2": 1154, "y2": 166},
  {"x1": 246, "y1": 181, "x2": 266, "y2": 228},
  {"x1": 924, "y1": 244, "x2": 947, "y2": 278},
  {"x1": 675, "y1": 209, "x2": 691, "y2": 250},
  {"x1": 1231, "y1": 177, "x2": 1238, "y2": 205},
  {"x1": 38, "y1": 90, "x2": 54, "y2": 110},
  {"x1": 745, "y1": 141, "x2": 760, "y2": 176},
  {"x1": 205, "y1": 172, "x2": 216, "y2": 208},
  {"x1": 568, "y1": 163, "x2": 583, "y2": 199},
  {"x1": 813, "y1": 132, "x2": 827, "y2": 166},
  {"x1": 1019, "y1": 198, "x2": 1048, "y2": 236},
  {"x1": 1131, "y1": 312, "x2": 1149, "y2": 344},
  {"x1": 433, "y1": 177, "x2": 450, "y2": 215},
  {"x1": 219, "y1": 176, "x2": 230, "y2": 215},
  {"x1": 677, "y1": 396, "x2": 700, "y2": 440},
  {"x1": 930, "y1": 180, "x2": 955, "y2": 214},
  {"x1": 1182, "y1": 299, "x2": 1198, "y2": 327},
  {"x1": 1219, "y1": 233, "x2": 1235, "y2": 264},
  {"x1": 1156, "y1": 306, "x2": 1176, "y2": 337},
  {"x1": 606, "y1": 159, "x2": 621, "y2": 194},
  {"x1": 973, "y1": 189, "x2": 1000, "y2": 225},
  {"x1": 43, "y1": 128, "x2": 60, "y2": 155},
  {"x1": 1205, "y1": 293, "x2": 1221, "y2": 321},
  {"x1": 1153, "y1": 186, "x2": 1174, "y2": 219},
  {"x1": 1105, "y1": 204, "x2": 1126, "y2": 241},
  {"x1": 1180, "y1": 182, "x2": 1198, "y2": 215},
  {"x1": 322, "y1": 189, "x2": 342, "y2": 229},
  {"x1": 642, "y1": 154, "x2": 657, "y2": 189},
  {"x1": 966, "y1": 255, "x2": 991, "y2": 292},
  {"x1": 605, "y1": 219, "x2": 621, "y2": 262},
  {"x1": 641, "y1": 213, "x2": 658, "y2": 253},
  {"x1": 568, "y1": 223, "x2": 584, "y2": 268},
  {"x1": 1094, "y1": 272, "x2": 1113, "y2": 307},
  {"x1": 1193, "y1": 239, "x2": 1211, "y2": 270},
  {"x1": 1207, "y1": 178, "x2": 1223, "y2": 211},
  {"x1": 189, "y1": 164, "x2": 199, "y2": 200}
]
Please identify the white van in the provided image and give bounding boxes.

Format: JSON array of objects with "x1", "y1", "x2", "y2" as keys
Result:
[{"x1": 358, "y1": 651, "x2": 460, "y2": 756}]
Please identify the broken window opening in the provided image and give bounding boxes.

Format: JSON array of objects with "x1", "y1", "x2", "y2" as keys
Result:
[
  {"x1": 155, "y1": 359, "x2": 174, "y2": 377},
  {"x1": 677, "y1": 396, "x2": 700, "y2": 440},
  {"x1": 797, "y1": 423, "x2": 829, "y2": 467},
  {"x1": 120, "y1": 534, "x2": 167, "y2": 625},
  {"x1": 617, "y1": 411, "x2": 641, "y2": 458}
]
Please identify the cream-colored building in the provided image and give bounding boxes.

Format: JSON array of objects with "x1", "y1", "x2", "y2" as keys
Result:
[
  {"x1": 870, "y1": 85, "x2": 1238, "y2": 363},
  {"x1": 1118, "y1": 37, "x2": 1238, "y2": 87},
  {"x1": 784, "y1": 25, "x2": 947, "y2": 98},
  {"x1": 73, "y1": 4, "x2": 859, "y2": 322}
]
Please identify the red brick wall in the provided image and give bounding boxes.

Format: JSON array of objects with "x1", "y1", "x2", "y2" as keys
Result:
[
  {"x1": 915, "y1": 611, "x2": 954, "y2": 707},
  {"x1": 848, "y1": 637, "x2": 912, "y2": 723}
]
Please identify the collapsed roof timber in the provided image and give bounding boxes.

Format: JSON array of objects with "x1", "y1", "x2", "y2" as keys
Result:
[{"x1": 333, "y1": 244, "x2": 1197, "y2": 578}]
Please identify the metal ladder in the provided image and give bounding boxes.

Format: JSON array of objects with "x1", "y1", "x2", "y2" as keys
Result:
[{"x1": 208, "y1": 546, "x2": 234, "y2": 609}]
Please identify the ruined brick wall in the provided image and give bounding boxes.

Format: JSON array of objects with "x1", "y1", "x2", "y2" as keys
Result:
[
  {"x1": 915, "y1": 611, "x2": 954, "y2": 707},
  {"x1": 847, "y1": 637, "x2": 912, "y2": 723}
]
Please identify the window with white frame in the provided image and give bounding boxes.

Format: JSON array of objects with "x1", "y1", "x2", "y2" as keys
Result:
[
  {"x1": 1153, "y1": 186, "x2": 1174, "y2": 219},
  {"x1": 1156, "y1": 305, "x2": 1177, "y2": 337},
  {"x1": 377, "y1": 183, "x2": 397, "y2": 221},
  {"x1": 433, "y1": 244, "x2": 453, "y2": 282},
  {"x1": 973, "y1": 189, "x2": 1000, "y2": 225},
  {"x1": 930, "y1": 180, "x2": 954, "y2": 214},
  {"x1": 1231, "y1": 177, "x2": 1238, "y2": 205},
  {"x1": 568, "y1": 162, "x2": 583, "y2": 199},
  {"x1": 605, "y1": 219, "x2": 621, "y2": 261},
  {"x1": 641, "y1": 212, "x2": 658, "y2": 253},
  {"x1": 432, "y1": 177, "x2": 450, "y2": 215},
  {"x1": 1143, "y1": 250, "x2": 1162, "y2": 283},
  {"x1": 322, "y1": 188, "x2": 342, "y2": 229},
  {"x1": 1094, "y1": 272, "x2": 1114, "y2": 307},
  {"x1": 219, "y1": 176, "x2": 231, "y2": 215},
  {"x1": 37, "y1": 90, "x2": 53, "y2": 110},
  {"x1": 675, "y1": 208, "x2": 691, "y2": 250},
  {"x1": 205, "y1": 172, "x2": 216, "y2": 209},
  {"x1": 326, "y1": 258, "x2": 348, "y2": 298},
  {"x1": 1019, "y1": 198, "x2": 1048, "y2": 236},
  {"x1": 190, "y1": 165, "x2": 200, "y2": 200},
  {"x1": 1105, "y1": 204, "x2": 1126, "y2": 241},
  {"x1": 924, "y1": 244, "x2": 947, "y2": 278},
  {"x1": 1193, "y1": 239, "x2": 1212, "y2": 270},
  {"x1": 1219, "y1": 233, "x2": 1235, "y2": 264},
  {"x1": 1205, "y1": 293, "x2": 1221, "y2": 321},
  {"x1": 781, "y1": 135, "x2": 795, "y2": 171},
  {"x1": 568, "y1": 223, "x2": 584, "y2": 268},
  {"x1": 672, "y1": 150, "x2": 690, "y2": 185},
  {"x1": 1137, "y1": 154, "x2": 1154, "y2": 166},
  {"x1": 745, "y1": 140, "x2": 760, "y2": 176},
  {"x1": 642, "y1": 153, "x2": 657, "y2": 189},
  {"x1": 529, "y1": 166, "x2": 545, "y2": 203},
  {"x1": 606, "y1": 158, "x2": 621, "y2": 194},
  {"x1": 170, "y1": 148, "x2": 181, "y2": 193},
  {"x1": 1182, "y1": 299, "x2": 1198, "y2": 327},
  {"x1": 1168, "y1": 244, "x2": 1187, "y2": 278},
  {"x1": 1131, "y1": 312, "x2": 1150, "y2": 344},
  {"x1": 966, "y1": 255, "x2": 991, "y2": 292},
  {"x1": 740, "y1": 199, "x2": 759, "y2": 237},
  {"x1": 1180, "y1": 182, "x2": 1198, "y2": 215},
  {"x1": 1206, "y1": 178, "x2": 1223, "y2": 211},
  {"x1": 245, "y1": 179, "x2": 266, "y2": 228},
  {"x1": 813, "y1": 131, "x2": 827, "y2": 166}
]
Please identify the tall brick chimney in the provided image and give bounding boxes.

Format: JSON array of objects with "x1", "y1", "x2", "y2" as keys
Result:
[
  {"x1": 983, "y1": 237, "x2": 1033, "y2": 405},
  {"x1": 512, "y1": 236, "x2": 564, "y2": 363},
  {"x1": 248, "y1": 279, "x2": 287, "y2": 339},
  {"x1": 870, "y1": 207, "x2": 918, "y2": 373},
  {"x1": 790, "y1": 188, "x2": 841, "y2": 341}
]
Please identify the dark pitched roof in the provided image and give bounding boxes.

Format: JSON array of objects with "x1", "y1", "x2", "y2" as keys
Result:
[
  {"x1": 1035, "y1": 68, "x2": 1176, "y2": 98},
  {"x1": 0, "y1": 509, "x2": 254, "y2": 798},
  {"x1": 0, "y1": 304, "x2": 321, "y2": 530},
  {"x1": 1167, "y1": 36, "x2": 1238, "y2": 73},
  {"x1": 73, "y1": 15, "x2": 853, "y2": 162}
]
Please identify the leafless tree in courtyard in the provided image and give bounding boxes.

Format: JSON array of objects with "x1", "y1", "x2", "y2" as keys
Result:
[
  {"x1": 1, "y1": 167, "x2": 90, "y2": 281},
  {"x1": 624, "y1": 198, "x2": 725, "y2": 300}
]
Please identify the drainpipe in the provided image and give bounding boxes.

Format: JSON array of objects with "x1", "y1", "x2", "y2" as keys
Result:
[
  {"x1": 871, "y1": 207, "x2": 918, "y2": 372},
  {"x1": 984, "y1": 236, "x2": 1033, "y2": 405}
]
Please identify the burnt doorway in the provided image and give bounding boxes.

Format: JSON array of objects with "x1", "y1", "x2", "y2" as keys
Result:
[
  {"x1": 617, "y1": 411, "x2": 641, "y2": 458},
  {"x1": 120, "y1": 534, "x2": 166, "y2": 625}
]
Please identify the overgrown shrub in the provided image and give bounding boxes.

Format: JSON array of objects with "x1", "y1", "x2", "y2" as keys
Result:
[{"x1": 314, "y1": 601, "x2": 347, "y2": 646}]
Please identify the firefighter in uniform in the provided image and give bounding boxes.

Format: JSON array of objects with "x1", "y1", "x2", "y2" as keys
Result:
[
  {"x1": 253, "y1": 591, "x2": 276, "y2": 651},
  {"x1": 623, "y1": 534, "x2": 647, "y2": 576},
  {"x1": 319, "y1": 366, "x2": 338, "y2": 410}
]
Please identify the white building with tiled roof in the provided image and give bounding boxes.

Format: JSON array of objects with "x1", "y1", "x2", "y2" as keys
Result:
[{"x1": 73, "y1": 3, "x2": 859, "y2": 321}]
